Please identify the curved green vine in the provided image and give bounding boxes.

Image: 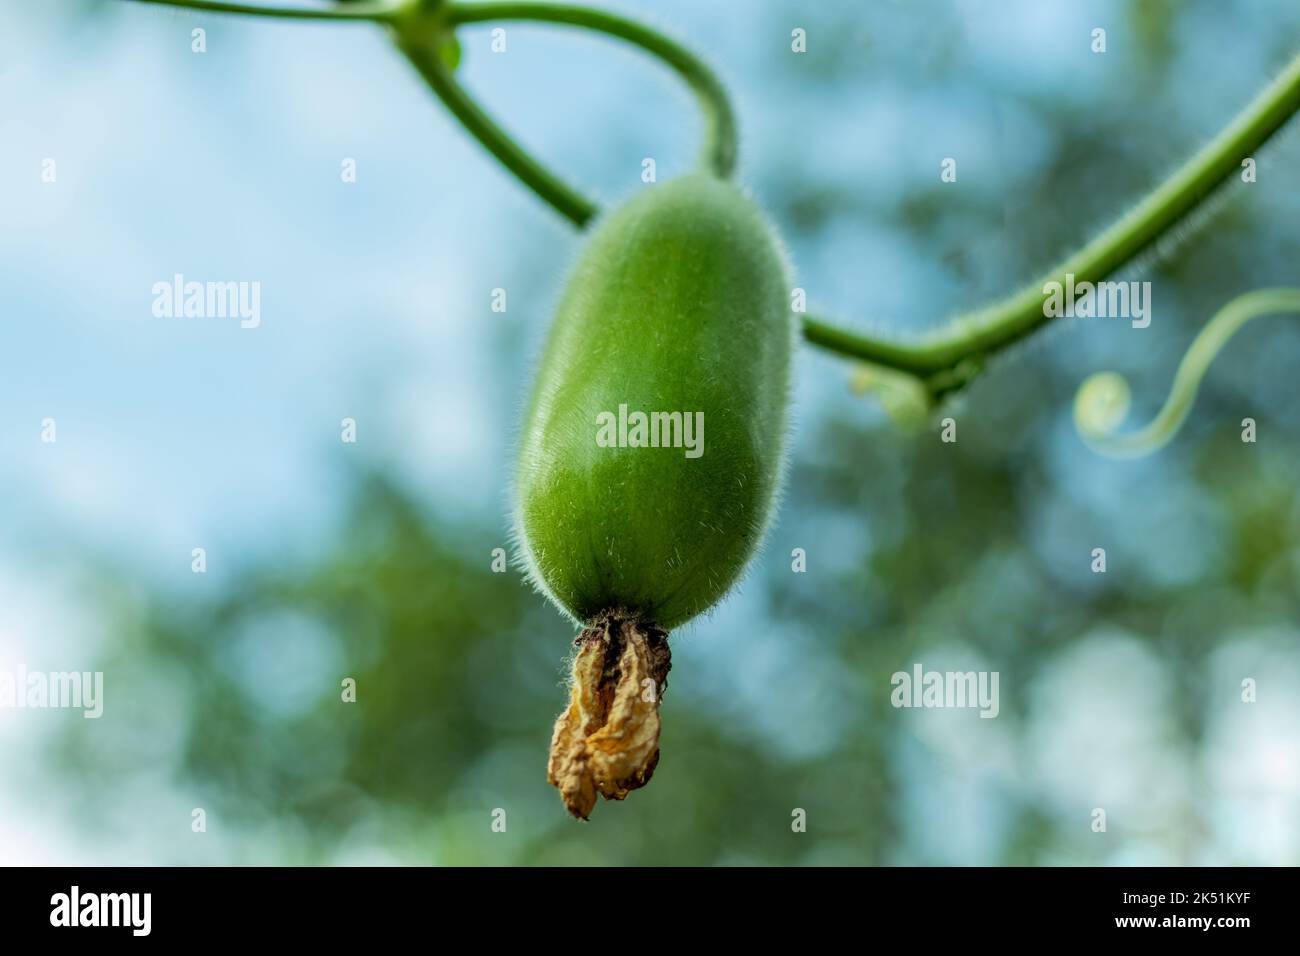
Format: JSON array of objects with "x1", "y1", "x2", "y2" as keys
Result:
[
  {"x1": 413, "y1": 6, "x2": 1300, "y2": 408},
  {"x1": 124, "y1": 0, "x2": 401, "y2": 21},
  {"x1": 393, "y1": 16, "x2": 602, "y2": 227},
  {"x1": 419, "y1": 6, "x2": 1300, "y2": 400},
  {"x1": 441, "y1": 2, "x2": 738, "y2": 183},
  {"x1": 388, "y1": 1, "x2": 738, "y2": 226},
  {"x1": 810, "y1": 50, "x2": 1300, "y2": 389},
  {"x1": 117, "y1": 0, "x2": 1300, "y2": 454},
  {"x1": 1074, "y1": 288, "x2": 1300, "y2": 457}
]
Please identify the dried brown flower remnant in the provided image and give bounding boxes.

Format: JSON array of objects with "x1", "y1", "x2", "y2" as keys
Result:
[{"x1": 547, "y1": 613, "x2": 671, "y2": 820}]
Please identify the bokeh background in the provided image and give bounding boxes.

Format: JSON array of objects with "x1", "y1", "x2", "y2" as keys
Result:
[{"x1": 3, "y1": 0, "x2": 1299, "y2": 865}]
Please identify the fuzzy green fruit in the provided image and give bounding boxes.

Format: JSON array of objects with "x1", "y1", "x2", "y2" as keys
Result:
[{"x1": 516, "y1": 174, "x2": 794, "y2": 630}]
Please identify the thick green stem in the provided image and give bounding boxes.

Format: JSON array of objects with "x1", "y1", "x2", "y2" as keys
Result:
[{"x1": 811, "y1": 50, "x2": 1300, "y2": 389}]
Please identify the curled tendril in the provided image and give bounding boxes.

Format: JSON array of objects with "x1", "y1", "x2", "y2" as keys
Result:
[{"x1": 1074, "y1": 288, "x2": 1300, "y2": 458}]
